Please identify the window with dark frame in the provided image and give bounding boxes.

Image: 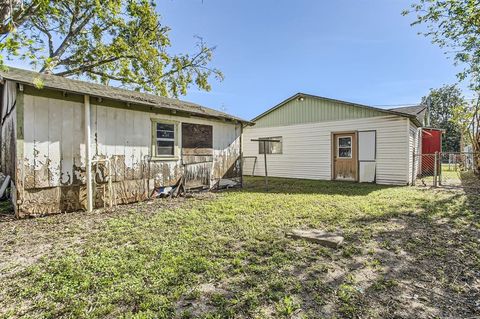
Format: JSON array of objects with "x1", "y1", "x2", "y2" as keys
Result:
[
  {"x1": 259, "y1": 136, "x2": 283, "y2": 154},
  {"x1": 155, "y1": 122, "x2": 175, "y2": 156}
]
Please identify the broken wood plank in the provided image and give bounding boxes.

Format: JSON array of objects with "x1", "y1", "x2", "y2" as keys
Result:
[
  {"x1": 286, "y1": 229, "x2": 344, "y2": 248},
  {"x1": 0, "y1": 175, "x2": 11, "y2": 199}
]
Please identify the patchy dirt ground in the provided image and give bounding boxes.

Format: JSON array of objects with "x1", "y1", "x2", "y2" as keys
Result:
[
  {"x1": 0, "y1": 193, "x2": 216, "y2": 280},
  {"x1": 0, "y1": 177, "x2": 479, "y2": 318}
]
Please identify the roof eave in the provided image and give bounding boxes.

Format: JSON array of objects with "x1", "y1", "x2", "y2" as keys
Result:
[{"x1": 4, "y1": 75, "x2": 251, "y2": 124}]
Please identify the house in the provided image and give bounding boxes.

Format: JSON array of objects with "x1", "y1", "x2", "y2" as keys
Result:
[
  {"x1": 0, "y1": 67, "x2": 250, "y2": 217},
  {"x1": 243, "y1": 93, "x2": 428, "y2": 185}
]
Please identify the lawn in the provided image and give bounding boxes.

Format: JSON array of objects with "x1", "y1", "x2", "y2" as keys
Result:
[{"x1": 0, "y1": 177, "x2": 479, "y2": 318}]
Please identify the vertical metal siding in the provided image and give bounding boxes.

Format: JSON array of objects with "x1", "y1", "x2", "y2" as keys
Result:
[{"x1": 254, "y1": 96, "x2": 388, "y2": 128}]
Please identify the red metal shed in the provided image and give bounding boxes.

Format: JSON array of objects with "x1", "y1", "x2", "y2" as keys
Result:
[{"x1": 421, "y1": 128, "x2": 443, "y2": 174}]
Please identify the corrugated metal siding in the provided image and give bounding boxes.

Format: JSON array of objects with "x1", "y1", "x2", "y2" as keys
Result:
[
  {"x1": 254, "y1": 96, "x2": 387, "y2": 128},
  {"x1": 243, "y1": 115, "x2": 410, "y2": 185}
]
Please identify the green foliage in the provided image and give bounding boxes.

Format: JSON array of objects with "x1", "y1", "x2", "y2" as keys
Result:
[
  {"x1": 275, "y1": 295, "x2": 300, "y2": 317},
  {"x1": 403, "y1": 0, "x2": 480, "y2": 90},
  {"x1": 451, "y1": 96, "x2": 480, "y2": 171},
  {"x1": 421, "y1": 84, "x2": 466, "y2": 152},
  {"x1": 0, "y1": 0, "x2": 222, "y2": 97}
]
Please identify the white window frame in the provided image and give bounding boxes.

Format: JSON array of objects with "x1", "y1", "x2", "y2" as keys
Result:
[
  {"x1": 337, "y1": 136, "x2": 352, "y2": 159},
  {"x1": 151, "y1": 119, "x2": 180, "y2": 160}
]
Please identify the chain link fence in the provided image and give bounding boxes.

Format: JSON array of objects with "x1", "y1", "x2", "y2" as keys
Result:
[{"x1": 412, "y1": 152, "x2": 479, "y2": 187}]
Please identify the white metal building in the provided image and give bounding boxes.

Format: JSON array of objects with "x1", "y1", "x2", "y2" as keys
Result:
[{"x1": 243, "y1": 93, "x2": 428, "y2": 185}]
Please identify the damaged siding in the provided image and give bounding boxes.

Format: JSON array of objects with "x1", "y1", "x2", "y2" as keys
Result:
[
  {"x1": 17, "y1": 89, "x2": 241, "y2": 216},
  {"x1": 1, "y1": 81, "x2": 17, "y2": 181}
]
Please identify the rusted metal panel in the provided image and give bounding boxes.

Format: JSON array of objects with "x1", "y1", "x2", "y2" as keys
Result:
[
  {"x1": 182, "y1": 155, "x2": 213, "y2": 165},
  {"x1": 18, "y1": 185, "x2": 85, "y2": 217},
  {"x1": 184, "y1": 162, "x2": 211, "y2": 189}
]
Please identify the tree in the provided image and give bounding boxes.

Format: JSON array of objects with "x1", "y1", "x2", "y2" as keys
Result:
[
  {"x1": 452, "y1": 95, "x2": 480, "y2": 173},
  {"x1": 0, "y1": 0, "x2": 47, "y2": 35},
  {"x1": 422, "y1": 85, "x2": 465, "y2": 152},
  {"x1": 0, "y1": 0, "x2": 223, "y2": 97},
  {"x1": 403, "y1": 0, "x2": 480, "y2": 90}
]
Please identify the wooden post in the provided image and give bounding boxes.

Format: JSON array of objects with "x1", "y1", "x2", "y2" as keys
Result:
[
  {"x1": 250, "y1": 138, "x2": 280, "y2": 192},
  {"x1": 239, "y1": 125, "x2": 244, "y2": 188},
  {"x1": 263, "y1": 141, "x2": 268, "y2": 191},
  {"x1": 411, "y1": 149, "x2": 416, "y2": 186},
  {"x1": 433, "y1": 151, "x2": 438, "y2": 187},
  {"x1": 84, "y1": 95, "x2": 93, "y2": 212}
]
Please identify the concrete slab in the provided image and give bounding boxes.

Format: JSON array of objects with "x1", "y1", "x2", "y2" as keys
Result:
[{"x1": 286, "y1": 229, "x2": 344, "y2": 248}]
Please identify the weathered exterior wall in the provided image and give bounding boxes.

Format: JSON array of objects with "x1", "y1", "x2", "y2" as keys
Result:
[
  {"x1": 253, "y1": 95, "x2": 388, "y2": 128},
  {"x1": 17, "y1": 87, "x2": 241, "y2": 216},
  {"x1": 243, "y1": 115, "x2": 410, "y2": 185},
  {"x1": 0, "y1": 81, "x2": 17, "y2": 181}
]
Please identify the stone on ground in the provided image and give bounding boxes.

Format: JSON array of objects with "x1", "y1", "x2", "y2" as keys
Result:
[{"x1": 286, "y1": 229, "x2": 344, "y2": 248}]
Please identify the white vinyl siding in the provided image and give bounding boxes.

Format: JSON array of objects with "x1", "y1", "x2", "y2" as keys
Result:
[
  {"x1": 408, "y1": 120, "x2": 420, "y2": 184},
  {"x1": 243, "y1": 115, "x2": 410, "y2": 185}
]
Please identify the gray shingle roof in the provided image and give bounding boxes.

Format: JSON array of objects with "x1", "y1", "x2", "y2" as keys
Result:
[
  {"x1": 0, "y1": 67, "x2": 250, "y2": 124},
  {"x1": 388, "y1": 105, "x2": 427, "y2": 124}
]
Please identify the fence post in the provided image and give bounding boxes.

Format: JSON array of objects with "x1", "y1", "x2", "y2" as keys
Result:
[
  {"x1": 433, "y1": 151, "x2": 438, "y2": 187},
  {"x1": 438, "y1": 152, "x2": 442, "y2": 186},
  {"x1": 411, "y1": 149, "x2": 416, "y2": 186}
]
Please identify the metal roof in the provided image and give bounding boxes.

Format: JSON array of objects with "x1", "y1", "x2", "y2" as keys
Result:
[
  {"x1": 0, "y1": 67, "x2": 251, "y2": 124},
  {"x1": 252, "y1": 92, "x2": 423, "y2": 126}
]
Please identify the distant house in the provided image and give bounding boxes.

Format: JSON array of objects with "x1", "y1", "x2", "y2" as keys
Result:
[
  {"x1": 0, "y1": 67, "x2": 250, "y2": 217},
  {"x1": 243, "y1": 93, "x2": 428, "y2": 185}
]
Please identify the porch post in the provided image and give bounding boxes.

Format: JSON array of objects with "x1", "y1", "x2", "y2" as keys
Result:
[{"x1": 84, "y1": 95, "x2": 93, "y2": 212}]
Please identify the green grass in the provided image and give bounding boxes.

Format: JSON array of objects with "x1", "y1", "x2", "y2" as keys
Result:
[{"x1": 1, "y1": 177, "x2": 479, "y2": 318}]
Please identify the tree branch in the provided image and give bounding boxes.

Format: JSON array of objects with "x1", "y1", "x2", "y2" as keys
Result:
[
  {"x1": 53, "y1": 55, "x2": 137, "y2": 76},
  {"x1": 40, "y1": 9, "x2": 95, "y2": 72}
]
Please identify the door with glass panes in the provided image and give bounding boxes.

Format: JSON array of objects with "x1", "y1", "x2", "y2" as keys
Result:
[{"x1": 332, "y1": 132, "x2": 358, "y2": 181}]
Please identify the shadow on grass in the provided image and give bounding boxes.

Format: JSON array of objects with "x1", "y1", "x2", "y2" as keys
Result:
[
  {"x1": 2, "y1": 174, "x2": 479, "y2": 318},
  {"x1": 331, "y1": 174, "x2": 480, "y2": 318},
  {"x1": 241, "y1": 176, "x2": 397, "y2": 196}
]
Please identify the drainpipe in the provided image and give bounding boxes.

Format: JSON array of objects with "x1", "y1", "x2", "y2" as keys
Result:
[{"x1": 84, "y1": 95, "x2": 93, "y2": 212}]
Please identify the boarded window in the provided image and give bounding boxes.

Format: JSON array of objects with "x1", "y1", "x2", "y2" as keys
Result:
[
  {"x1": 259, "y1": 137, "x2": 282, "y2": 154},
  {"x1": 182, "y1": 123, "x2": 213, "y2": 155}
]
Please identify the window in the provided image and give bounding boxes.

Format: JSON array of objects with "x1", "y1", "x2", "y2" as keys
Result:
[
  {"x1": 259, "y1": 136, "x2": 283, "y2": 154},
  {"x1": 182, "y1": 123, "x2": 213, "y2": 155},
  {"x1": 337, "y1": 136, "x2": 352, "y2": 158},
  {"x1": 154, "y1": 122, "x2": 176, "y2": 156}
]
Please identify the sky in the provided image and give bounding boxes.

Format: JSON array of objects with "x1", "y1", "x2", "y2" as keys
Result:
[
  {"x1": 153, "y1": 0, "x2": 469, "y2": 120},
  {"x1": 9, "y1": 0, "x2": 470, "y2": 120}
]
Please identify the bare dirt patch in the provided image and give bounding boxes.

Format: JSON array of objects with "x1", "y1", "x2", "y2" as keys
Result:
[{"x1": 0, "y1": 193, "x2": 217, "y2": 280}]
